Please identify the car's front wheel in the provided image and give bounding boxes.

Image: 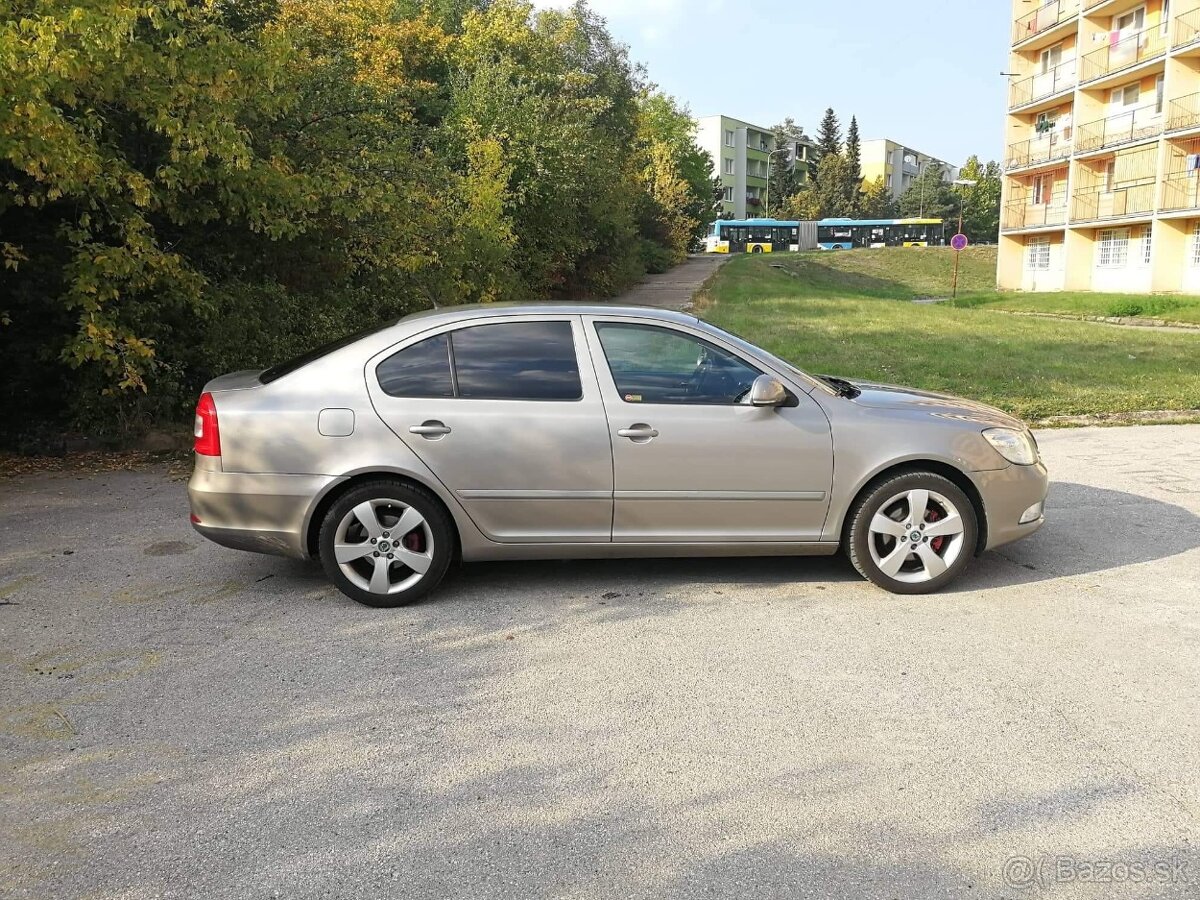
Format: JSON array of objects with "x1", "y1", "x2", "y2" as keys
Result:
[
  {"x1": 845, "y1": 471, "x2": 978, "y2": 594},
  {"x1": 318, "y1": 480, "x2": 454, "y2": 607}
]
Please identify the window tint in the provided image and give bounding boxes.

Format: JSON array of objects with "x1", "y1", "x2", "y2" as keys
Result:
[
  {"x1": 452, "y1": 322, "x2": 581, "y2": 401},
  {"x1": 596, "y1": 323, "x2": 760, "y2": 405},
  {"x1": 377, "y1": 334, "x2": 454, "y2": 398}
]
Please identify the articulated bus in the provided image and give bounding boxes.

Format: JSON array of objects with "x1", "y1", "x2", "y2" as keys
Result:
[
  {"x1": 817, "y1": 218, "x2": 946, "y2": 250},
  {"x1": 704, "y1": 219, "x2": 817, "y2": 254},
  {"x1": 705, "y1": 217, "x2": 944, "y2": 253}
]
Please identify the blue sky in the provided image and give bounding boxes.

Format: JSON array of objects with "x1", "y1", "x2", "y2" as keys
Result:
[{"x1": 533, "y1": 0, "x2": 1013, "y2": 166}]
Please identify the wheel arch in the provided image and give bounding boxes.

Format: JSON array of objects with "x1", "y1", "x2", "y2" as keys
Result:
[
  {"x1": 303, "y1": 469, "x2": 462, "y2": 560},
  {"x1": 839, "y1": 460, "x2": 988, "y2": 555}
]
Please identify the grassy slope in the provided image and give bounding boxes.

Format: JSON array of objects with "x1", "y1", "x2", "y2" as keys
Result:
[{"x1": 699, "y1": 250, "x2": 1200, "y2": 420}]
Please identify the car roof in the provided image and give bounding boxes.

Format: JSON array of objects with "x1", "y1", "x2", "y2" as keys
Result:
[{"x1": 399, "y1": 302, "x2": 701, "y2": 328}]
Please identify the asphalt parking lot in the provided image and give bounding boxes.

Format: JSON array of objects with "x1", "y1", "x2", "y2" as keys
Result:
[{"x1": 1, "y1": 424, "x2": 1198, "y2": 900}]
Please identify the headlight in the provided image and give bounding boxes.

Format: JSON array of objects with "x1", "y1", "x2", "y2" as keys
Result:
[{"x1": 982, "y1": 427, "x2": 1039, "y2": 466}]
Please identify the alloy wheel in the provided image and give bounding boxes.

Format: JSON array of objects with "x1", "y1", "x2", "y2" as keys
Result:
[
  {"x1": 333, "y1": 498, "x2": 435, "y2": 595},
  {"x1": 866, "y1": 488, "x2": 967, "y2": 585}
]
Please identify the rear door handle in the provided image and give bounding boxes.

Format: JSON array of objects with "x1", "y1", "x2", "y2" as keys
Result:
[
  {"x1": 617, "y1": 424, "x2": 658, "y2": 442},
  {"x1": 409, "y1": 421, "x2": 451, "y2": 438}
]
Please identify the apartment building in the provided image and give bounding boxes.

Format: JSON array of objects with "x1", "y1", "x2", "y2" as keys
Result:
[
  {"x1": 999, "y1": 0, "x2": 1200, "y2": 292},
  {"x1": 860, "y1": 139, "x2": 959, "y2": 198},
  {"x1": 695, "y1": 115, "x2": 778, "y2": 218}
]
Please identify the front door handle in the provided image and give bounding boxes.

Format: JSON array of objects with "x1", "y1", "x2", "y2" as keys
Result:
[
  {"x1": 409, "y1": 420, "x2": 451, "y2": 439},
  {"x1": 617, "y1": 424, "x2": 659, "y2": 442}
]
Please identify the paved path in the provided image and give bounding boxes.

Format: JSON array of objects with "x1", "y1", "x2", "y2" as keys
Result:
[
  {"x1": 1, "y1": 425, "x2": 1198, "y2": 899},
  {"x1": 614, "y1": 254, "x2": 729, "y2": 311}
]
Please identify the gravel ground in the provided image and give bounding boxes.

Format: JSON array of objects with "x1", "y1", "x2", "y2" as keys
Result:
[{"x1": 1, "y1": 425, "x2": 1198, "y2": 900}]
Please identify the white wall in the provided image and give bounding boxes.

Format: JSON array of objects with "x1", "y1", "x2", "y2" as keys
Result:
[{"x1": 1021, "y1": 236, "x2": 1066, "y2": 292}]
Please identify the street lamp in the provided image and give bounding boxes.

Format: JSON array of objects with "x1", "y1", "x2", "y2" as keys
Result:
[
  {"x1": 764, "y1": 147, "x2": 791, "y2": 218},
  {"x1": 952, "y1": 178, "x2": 978, "y2": 237}
]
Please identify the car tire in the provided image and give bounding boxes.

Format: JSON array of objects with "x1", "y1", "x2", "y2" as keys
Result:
[
  {"x1": 318, "y1": 479, "x2": 455, "y2": 607},
  {"x1": 845, "y1": 471, "x2": 978, "y2": 595}
]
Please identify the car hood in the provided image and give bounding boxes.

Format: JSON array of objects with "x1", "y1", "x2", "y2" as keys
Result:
[{"x1": 834, "y1": 378, "x2": 1028, "y2": 430}]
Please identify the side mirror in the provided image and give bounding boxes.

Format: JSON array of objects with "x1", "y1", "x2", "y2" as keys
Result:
[{"x1": 748, "y1": 374, "x2": 788, "y2": 407}]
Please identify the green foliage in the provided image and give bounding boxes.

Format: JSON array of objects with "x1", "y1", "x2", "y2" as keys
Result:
[
  {"x1": 0, "y1": 0, "x2": 711, "y2": 440},
  {"x1": 897, "y1": 163, "x2": 958, "y2": 222},
  {"x1": 956, "y1": 155, "x2": 1003, "y2": 243},
  {"x1": 844, "y1": 116, "x2": 862, "y2": 216},
  {"x1": 858, "y1": 176, "x2": 895, "y2": 219},
  {"x1": 813, "y1": 107, "x2": 841, "y2": 178}
]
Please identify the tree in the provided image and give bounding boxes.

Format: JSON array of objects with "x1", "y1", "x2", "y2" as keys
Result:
[
  {"x1": 1, "y1": 0, "x2": 717, "y2": 440},
  {"x1": 844, "y1": 116, "x2": 863, "y2": 216},
  {"x1": 810, "y1": 107, "x2": 841, "y2": 185},
  {"x1": 810, "y1": 153, "x2": 854, "y2": 219},
  {"x1": 768, "y1": 120, "x2": 803, "y2": 214},
  {"x1": 859, "y1": 176, "x2": 896, "y2": 219},
  {"x1": 956, "y1": 155, "x2": 1003, "y2": 243},
  {"x1": 897, "y1": 163, "x2": 958, "y2": 224}
]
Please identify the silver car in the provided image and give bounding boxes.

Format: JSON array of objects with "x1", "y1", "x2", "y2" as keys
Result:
[{"x1": 188, "y1": 304, "x2": 1048, "y2": 606}]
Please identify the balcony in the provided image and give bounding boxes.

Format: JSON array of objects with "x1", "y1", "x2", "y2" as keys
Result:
[
  {"x1": 1175, "y1": 8, "x2": 1200, "y2": 49},
  {"x1": 1013, "y1": 0, "x2": 1079, "y2": 46},
  {"x1": 1075, "y1": 107, "x2": 1163, "y2": 152},
  {"x1": 1002, "y1": 199, "x2": 1069, "y2": 230},
  {"x1": 1071, "y1": 183, "x2": 1156, "y2": 221},
  {"x1": 1168, "y1": 92, "x2": 1200, "y2": 132},
  {"x1": 1161, "y1": 173, "x2": 1200, "y2": 212},
  {"x1": 1005, "y1": 129, "x2": 1075, "y2": 169},
  {"x1": 1009, "y1": 59, "x2": 1078, "y2": 108},
  {"x1": 1079, "y1": 27, "x2": 1167, "y2": 83}
]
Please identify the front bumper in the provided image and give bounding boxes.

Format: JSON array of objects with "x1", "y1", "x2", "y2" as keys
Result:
[
  {"x1": 972, "y1": 460, "x2": 1049, "y2": 552},
  {"x1": 187, "y1": 465, "x2": 340, "y2": 559}
]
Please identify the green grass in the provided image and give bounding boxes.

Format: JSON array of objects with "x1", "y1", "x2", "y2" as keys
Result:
[
  {"x1": 954, "y1": 288, "x2": 1200, "y2": 325},
  {"x1": 699, "y1": 250, "x2": 1200, "y2": 420}
]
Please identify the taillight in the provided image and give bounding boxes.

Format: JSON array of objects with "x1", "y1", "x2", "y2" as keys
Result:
[{"x1": 194, "y1": 392, "x2": 221, "y2": 456}]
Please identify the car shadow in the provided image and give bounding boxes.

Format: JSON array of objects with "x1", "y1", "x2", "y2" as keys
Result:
[
  {"x1": 957, "y1": 480, "x2": 1199, "y2": 591},
  {"x1": 257, "y1": 481, "x2": 1198, "y2": 604}
]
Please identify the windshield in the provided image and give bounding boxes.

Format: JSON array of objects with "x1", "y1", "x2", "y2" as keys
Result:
[{"x1": 259, "y1": 320, "x2": 399, "y2": 384}]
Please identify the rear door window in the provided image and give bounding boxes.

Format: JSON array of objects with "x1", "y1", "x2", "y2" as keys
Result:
[
  {"x1": 451, "y1": 322, "x2": 581, "y2": 401},
  {"x1": 376, "y1": 321, "x2": 581, "y2": 401}
]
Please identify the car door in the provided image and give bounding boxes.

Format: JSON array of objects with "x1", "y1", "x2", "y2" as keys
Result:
[
  {"x1": 366, "y1": 316, "x2": 613, "y2": 543},
  {"x1": 583, "y1": 317, "x2": 834, "y2": 543}
]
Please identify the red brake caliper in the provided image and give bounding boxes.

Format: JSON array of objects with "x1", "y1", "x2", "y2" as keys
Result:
[
  {"x1": 926, "y1": 507, "x2": 945, "y2": 553},
  {"x1": 402, "y1": 531, "x2": 425, "y2": 553}
]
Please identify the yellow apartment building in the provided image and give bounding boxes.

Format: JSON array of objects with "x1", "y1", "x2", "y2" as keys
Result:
[{"x1": 999, "y1": 0, "x2": 1200, "y2": 292}]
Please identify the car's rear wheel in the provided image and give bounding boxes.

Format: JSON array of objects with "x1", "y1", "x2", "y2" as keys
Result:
[
  {"x1": 318, "y1": 480, "x2": 454, "y2": 607},
  {"x1": 845, "y1": 471, "x2": 978, "y2": 595}
]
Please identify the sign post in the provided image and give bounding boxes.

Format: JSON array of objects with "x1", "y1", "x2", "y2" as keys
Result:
[{"x1": 950, "y1": 232, "x2": 969, "y2": 299}]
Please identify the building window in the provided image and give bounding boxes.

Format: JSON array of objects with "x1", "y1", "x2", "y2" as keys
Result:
[
  {"x1": 724, "y1": 130, "x2": 735, "y2": 147},
  {"x1": 1156, "y1": 75, "x2": 1165, "y2": 115},
  {"x1": 722, "y1": 186, "x2": 734, "y2": 203},
  {"x1": 1027, "y1": 237, "x2": 1051, "y2": 271},
  {"x1": 1040, "y1": 43, "x2": 1062, "y2": 73},
  {"x1": 1163, "y1": 0, "x2": 1171, "y2": 35},
  {"x1": 1111, "y1": 83, "x2": 1140, "y2": 110},
  {"x1": 723, "y1": 157, "x2": 735, "y2": 175},
  {"x1": 1191, "y1": 222, "x2": 1200, "y2": 266},
  {"x1": 1097, "y1": 228, "x2": 1130, "y2": 268},
  {"x1": 1142, "y1": 227, "x2": 1153, "y2": 265},
  {"x1": 1032, "y1": 174, "x2": 1050, "y2": 205}
]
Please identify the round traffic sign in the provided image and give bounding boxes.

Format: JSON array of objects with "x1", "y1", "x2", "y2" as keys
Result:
[{"x1": 951, "y1": 233, "x2": 969, "y2": 251}]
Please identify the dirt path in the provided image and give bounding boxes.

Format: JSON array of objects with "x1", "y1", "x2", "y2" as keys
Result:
[{"x1": 615, "y1": 254, "x2": 729, "y2": 311}]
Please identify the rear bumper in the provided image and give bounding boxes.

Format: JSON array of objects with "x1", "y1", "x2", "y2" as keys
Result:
[
  {"x1": 973, "y1": 461, "x2": 1049, "y2": 552},
  {"x1": 187, "y1": 466, "x2": 340, "y2": 559}
]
